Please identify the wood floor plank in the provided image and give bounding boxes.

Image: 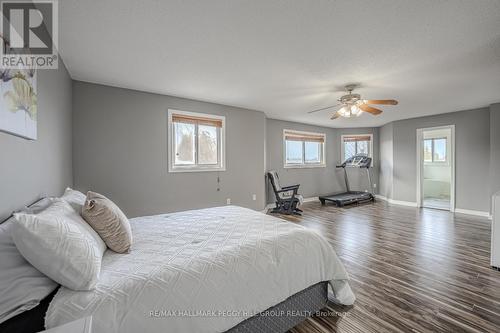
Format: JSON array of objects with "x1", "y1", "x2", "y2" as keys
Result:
[{"x1": 273, "y1": 200, "x2": 500, "y2": 333}]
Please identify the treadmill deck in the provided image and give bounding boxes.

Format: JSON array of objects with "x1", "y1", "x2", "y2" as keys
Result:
[{"x1": 319, "y1": 191, "x2": 374, "y2": 207}]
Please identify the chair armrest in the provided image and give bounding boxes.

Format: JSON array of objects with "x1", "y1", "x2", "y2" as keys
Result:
[{"x1": 281, "y1": 184, "x2": 300, "y2": 191}]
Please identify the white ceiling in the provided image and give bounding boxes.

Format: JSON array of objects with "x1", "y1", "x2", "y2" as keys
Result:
[{"x1": 59, "y1": 0, "x2": 500, "y2": 128}]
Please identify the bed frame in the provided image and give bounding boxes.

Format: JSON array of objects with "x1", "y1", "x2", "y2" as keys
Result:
[
  {"x1": 0, "y1": 197, "x2": 45, "y2": 224},
  {"x1": 226, "y1": 281, "x2": 328, "y2": 333},
  {"x1": 1, "y1": 282, "x2": 329, "y2": 333}
]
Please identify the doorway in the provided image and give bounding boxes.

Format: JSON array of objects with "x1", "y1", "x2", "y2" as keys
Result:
[{"x1": 416, "y1": 125, "x2": 455, "y2": 211}]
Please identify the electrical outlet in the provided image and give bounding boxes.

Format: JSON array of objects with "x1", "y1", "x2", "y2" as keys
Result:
[
  {"x1": 252, "y1": 194, "x2": 257, "y2": 201},
  {"x1": 226, "y1": 198, "x2": 231, "y2": 205},
  {"x1": 373, "y1": 183, "x2": 377, "y2": 188}
]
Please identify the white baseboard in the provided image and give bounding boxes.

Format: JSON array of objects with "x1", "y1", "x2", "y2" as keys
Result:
[
  {"x1": 376, "y1": 195, "x2": 491, "y2": 218},
  {"x1": 264, "y1": 203, "x2": 274, "y2": 211},
  {"x1": 374, "y1": 194, "x2": 388, "y2": 202},
  {"x1": 454, "y1": 208, "x2": 491, "y2": 219},
  {"x1": 375, "y1": 195, "x2": 418, "y2": 207}
]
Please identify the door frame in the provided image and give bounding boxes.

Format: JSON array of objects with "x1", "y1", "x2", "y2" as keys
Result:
[{"x1": 416, "y1": 125, "x2": 456, "y2": 211}]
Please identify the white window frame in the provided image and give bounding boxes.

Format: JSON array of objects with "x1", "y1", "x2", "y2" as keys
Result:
[
  {"x1": 283, "y1": 129, "x2": 326, "y2": 169},
  {"x1": 168, "y1": 109, "x2": 226, "y2": 172},
  {"x1": 423, "y1": 137, "x2": 448, "y2": 165},
  {"x1": 341, "y1": 134, "x2": 373, "y2": 166}
]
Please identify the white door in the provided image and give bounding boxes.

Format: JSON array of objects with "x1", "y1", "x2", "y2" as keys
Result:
[{"x1": 416, "y1": 126, "x2": 455, "y2": 211}]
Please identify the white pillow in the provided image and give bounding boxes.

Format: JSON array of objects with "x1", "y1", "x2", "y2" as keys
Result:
[
  {"x1": 12, "y1": 199, "x2": 106, "y2": 291},
  {"x1": 61, "y1": 187, "x2": 87, "y2": 213},
  {"x1": 0, "y1": 217, "x2": 58, "y2": 324}
]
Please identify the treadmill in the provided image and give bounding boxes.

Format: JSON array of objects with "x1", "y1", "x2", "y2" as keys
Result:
[{"x1": 319, "y1": 154, "x2": 375, "y2": 207}]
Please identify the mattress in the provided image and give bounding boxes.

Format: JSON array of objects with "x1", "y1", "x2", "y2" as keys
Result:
[{"x1": 45, "y1": 206, "x2": 354, "y2": 333}]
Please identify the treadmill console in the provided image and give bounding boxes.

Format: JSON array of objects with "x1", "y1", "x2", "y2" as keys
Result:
[{"x1": 338, "y1": 154, "x2": 372, "y2": 168}]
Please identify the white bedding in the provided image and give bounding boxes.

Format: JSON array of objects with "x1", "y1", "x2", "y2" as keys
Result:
[{"x1": 45, "y1": 206, "x2": 355, "y2": 333}]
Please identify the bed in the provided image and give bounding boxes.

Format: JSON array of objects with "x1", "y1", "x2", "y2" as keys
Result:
[{"x1": 3, "y1": 205, "x2": 355, "y2": 333}]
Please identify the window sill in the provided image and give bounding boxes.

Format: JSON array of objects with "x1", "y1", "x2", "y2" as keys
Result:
[
  {"x1": 168, "y1": 167, "x2": 226, "y2": 173},
  {"x1": 284, "y1": 164, "x2": 326, "y2": 169}
]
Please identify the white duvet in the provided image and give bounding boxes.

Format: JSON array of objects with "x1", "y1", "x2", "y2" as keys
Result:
[{"x1": 45, "y1": 206, "x2": 355, "y2": 333}]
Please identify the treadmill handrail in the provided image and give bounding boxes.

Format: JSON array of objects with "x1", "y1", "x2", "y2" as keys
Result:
[
  {"x1": 338, "y1": 154, "x2": 372, "y2": 168},
  {"x1": 336, "y1": 164, "x2": 371, "y2": 168}
]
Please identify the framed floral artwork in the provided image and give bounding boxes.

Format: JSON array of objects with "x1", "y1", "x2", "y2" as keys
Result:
[{"x1": 0, "y1": 68, "x2": 38, "y2": 140}]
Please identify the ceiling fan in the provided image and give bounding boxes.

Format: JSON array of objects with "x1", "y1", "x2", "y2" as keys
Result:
[{"x1": 308, "y1": 84, "x2": 398, "y2": 119}]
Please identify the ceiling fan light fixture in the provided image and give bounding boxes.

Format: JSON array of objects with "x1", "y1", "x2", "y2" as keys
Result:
[
  {"x1": 338, "y1": 106, "x2": 350, "y2": 117},
  {"x1": 307, "y1": 85, "x2": 397, "y2": 120},
  {"x1": 350, "y1": 105, "x2": 360, "y2": 116}
]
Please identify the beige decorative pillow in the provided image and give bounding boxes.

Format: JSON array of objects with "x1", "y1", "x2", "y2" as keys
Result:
[{"x1": 81, "y1": 191, "x2": 132, "y2": 253}]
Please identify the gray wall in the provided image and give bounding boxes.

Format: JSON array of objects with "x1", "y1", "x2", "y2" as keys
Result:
[
  {"x1": 266, "y1": 120, "x2": 339, "y2": 203},
  {"x1": 490, "y1": 103, "x2": 500, "y2": 202},
  {"x1": 379, "y1": 123, "x2": 394, "y2": 199},
  {"x1": 391, "y1": 107, "x2": 491, "y2": 212},
  {"x1": 0, "y1": 64, "x2": 73, "y2": 220},
  {"x1": 72, "y1": 81, "x2": 266, "y2": 217},
  {"x1": 265, "y1": 119, "x2": 379, "y2": 204}
]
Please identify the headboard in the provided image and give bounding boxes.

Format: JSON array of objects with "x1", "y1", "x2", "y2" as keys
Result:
[{"x1": 0, "y1": 197, "x2": 46, "y2": 224}]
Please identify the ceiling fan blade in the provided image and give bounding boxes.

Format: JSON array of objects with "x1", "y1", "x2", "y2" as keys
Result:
[
  {"x1": 307, "y1": 103, "x2": 341, "y2": 114},
  {"x1": 359, "y1": 104, "x2": 383, "y2": 115},
  {"x1": 364, "y1": 99, "x2": 398, "y2": 105},
  {"x1": 331, "y1": 111, "x2": 340, "y2": 119}
]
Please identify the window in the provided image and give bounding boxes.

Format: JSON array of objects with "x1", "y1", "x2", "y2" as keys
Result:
[
  {"x1": 424, "y1": 138, "x2": 447, "y2": 163},
  {"x1": 283, "y1": 130, "x2": 325, "y2": 168},
  {"x1": 341, "y1": 134, "x2": 373, "y2": 162},
  {"x1": 168, "y1": 110, "x2": 225, "y2": 172}
]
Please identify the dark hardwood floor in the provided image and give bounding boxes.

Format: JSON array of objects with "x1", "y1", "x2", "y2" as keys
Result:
[{"x1": 273, "y1": 200, "x2": 500, "y2": 333}]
